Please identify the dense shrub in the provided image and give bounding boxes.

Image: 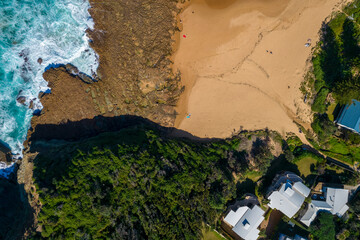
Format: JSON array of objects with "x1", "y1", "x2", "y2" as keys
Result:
[
  {"x1": 311, "y1": 88, "x2": 330, "y2": 113},
  {"x1": 311, "y1": 1, "x2": 360, "y2": 105},
  {"x1": 311, "y1": 114, "x2": 336, "y2": 142},
  {"x1": 310, "y1": 212, "x2": 336, "y2": 240},
  {"x1": 32, "y1": 127, "x2": 265, "y2": 239},
  {"x1": 335, "y1": 191, "x2": 360, "y2": 240}
]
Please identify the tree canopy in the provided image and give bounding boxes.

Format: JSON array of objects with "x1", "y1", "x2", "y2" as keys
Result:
[
  {"x1": 32, "y1": 127, "x2": 274, "y2": 239},
  {"x1": 310, "y1": 212, "x2": 336, "y2": 240}
]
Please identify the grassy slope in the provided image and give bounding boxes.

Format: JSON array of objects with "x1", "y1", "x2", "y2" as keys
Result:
[
  {"x1": 295, "y1": 157, "x2": 318, "y2": 177},
  {"x1": 201, "y1": 226, "x2": 224, "y2": 240},
  {"x1": 326, "y1": 103, "x2": 337, "y2": 121}
]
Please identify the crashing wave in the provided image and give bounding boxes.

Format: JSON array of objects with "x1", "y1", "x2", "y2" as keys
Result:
[{"x1": 0, "y1": 0, "x2": 99, "y2": 174}]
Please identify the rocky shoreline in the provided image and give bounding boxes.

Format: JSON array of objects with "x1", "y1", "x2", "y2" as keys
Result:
[
  {"x1": 0, "y1": 141, "x2": 11, "y2": 165},
  {"x1": 23, "y1": 0, "x2": 186, "y2": 175},
  {"x1": 1, "y1": 1, "x2": 188, "y2": 238},
  {"x1": 27, "y1": 0, "x2": 183, "y2": 134}
]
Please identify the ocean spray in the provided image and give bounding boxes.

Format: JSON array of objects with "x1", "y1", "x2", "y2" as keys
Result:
[{"x1": 0, "y1": 0, "x2": 98, "y2": 176}]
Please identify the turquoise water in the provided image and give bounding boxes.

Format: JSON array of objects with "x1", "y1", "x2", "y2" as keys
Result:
[{"x1": 0, "y1": 0, "x2": 98, "y2": 166}]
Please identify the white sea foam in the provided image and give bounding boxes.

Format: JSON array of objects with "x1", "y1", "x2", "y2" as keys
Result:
[
  {"x1": 0, "y1": 0, "x2": 98, "y2": 175},
  {"x1": 0, "y1": 162, "x2": 15, "y2": 178}
]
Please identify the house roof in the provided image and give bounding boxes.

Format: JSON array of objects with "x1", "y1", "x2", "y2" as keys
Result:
[
  {"x1": 300, "y1": 200, "x2": 332, "y2": 227},
  {"x1": 268, "y1": 181, "x2": 310, "y2": 218},
  {"x1": 224, "y1": 206, "x2": 248, "y2": 227},
  {"x1": 338, "y1": 204, "x2": 349, "y2": 216},
  {"x1": 293, "y1": 182, "x2": 311, "y2": 197},
  {"x1": 336, "y1": 99, "x2": 360, "y2": 133},
  {"x1": 325, "y1": 188, "x2": 349, "y2": 215},
  {"x1": 300, "y1": 187, "x2": 349, "y2": 226},
  {"x1": 311, "y1": 200, "x2": 332, "y2": 210},
  {"x1": 224, "y1": 205, "x2": 265, "y2": 240},
  {"x1": 300, "y1": 203, "x2": 316, "y2": 226}
]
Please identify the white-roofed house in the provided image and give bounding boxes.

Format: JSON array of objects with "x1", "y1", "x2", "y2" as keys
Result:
[
  {"x1": 267, "y1": 180, "x2": 310, "y2": 218},
  {"x1": 223, "y1": 204, "x2": 265, "y2": 240},
  {"x1": 300, "y1": 187, "x2": 349, "y2": 227},
  {"x1": 293, "y1": 182, "x2": 311, "y2": 197}
]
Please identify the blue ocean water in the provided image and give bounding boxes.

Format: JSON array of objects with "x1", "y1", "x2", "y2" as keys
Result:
[{"x1": 0, "y1": 0, "x2": 98, "y2": 169}]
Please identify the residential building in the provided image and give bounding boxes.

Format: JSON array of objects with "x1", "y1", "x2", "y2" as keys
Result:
[
  {"x1": 223, "y1": 204, "x2": 265, "y2": 240},
  {"x1": 267, "y1": 180, "x2": 310, "y2": 218},
  {"x1": 335, "y1": 99, "x2": 360, "y2": 133},
  {"x1": 300, "y1": 187, "x2": 349, "y2": 226}
]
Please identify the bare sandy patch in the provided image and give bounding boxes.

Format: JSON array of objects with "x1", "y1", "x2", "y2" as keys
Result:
[{"x1": 174, "y1": 0, "x2": 350, "y2": 141}]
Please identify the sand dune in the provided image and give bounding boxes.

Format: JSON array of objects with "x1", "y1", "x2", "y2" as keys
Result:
[{"x1": 173, "y1": 0, "x2": 350, "y2": 140}]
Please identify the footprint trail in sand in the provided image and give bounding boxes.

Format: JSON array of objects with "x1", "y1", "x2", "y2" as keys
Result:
[{"x1": 173, "y1": 0, "x2": 350, "y2": 141}]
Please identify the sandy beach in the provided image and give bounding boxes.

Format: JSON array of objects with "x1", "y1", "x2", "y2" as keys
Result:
[{"x1": 174, "y1": 0, "x2": 349, "y2": 140}]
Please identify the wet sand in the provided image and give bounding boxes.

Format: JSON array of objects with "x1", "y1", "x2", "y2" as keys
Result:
[{"x1": 174, "y1": 0, "x2": 349, "y2": 140}]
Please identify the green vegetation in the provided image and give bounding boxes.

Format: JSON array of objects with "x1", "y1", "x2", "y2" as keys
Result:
[
  {"x1": 201, "y1": 225, "x2": 224, "y2": 240},
  {"x1": 311, "y1": 88, "x2": 330, "y2": 113},
  {"x1": 286, "y1": 135, "x2": 303, "y2": 152},
  {"x1": 6, "y1": 2, "x2": 360, "y2": 240},
  {"x1": 308, "y1": 171, "x2": 360, "y2": 240},
  {"x1": 27, "y1": 122, "x2": 360, "y2": 239},
  {"x1": 305, "y1": 0, "x2": 360, "y2": 165},
  {"x1": 310, "y1": 212, "x2": 336, "y2": 240},
  {"x1": 255, "y1": 142, "x2": 322, "y2": 199},
  {"x1": 271, "y1": 217, "x2": 309, "y2": 240},
  {"x1": 295, "y1": 156, "x2": 318, "y2": 177},
  {"x1": 248, "y1": 137, "x2": 274, "y2": 173},
  {"x1": 264, "y1": 208, "x2": 273, "y2": 220},
  {"x1": 243, "y1": 170, "x2": 262, "y2": 182},
  {"x1": 326, "y1": 103, "x2": 337, "y2": 121},
  {"x1": 33, "y1": 129, "x2": 234, "y2": 239},
  {"x1": 335, "y1": 191, "x2": 360, "y2": 240},
  {"x1": 325, "y1": 164, "x2": 345, "y2": 174},
  {"x1": 290, "y1": 149, "x2": 324, "y2": 185},
  {"x1": 311, "y1": 10, "x2": 360, "y2": 104},
  {"x1": 0, "y1": 179, "x2": 32, "y2": 240},
  {"x1": 283, "y1": 216, "x2": 308, "y2": 232},
  {"x1": 285, "y1": 135, "x2": 324, "y2": 175},
  {"x1": 31, "y1": 122, "x2": 335, "y2": 239},
  {"x1": 202, "y1": 230, "x2": 224, "y2": 240},
  {"x1": 311, "y1": 114, "x2": 336, "y2": 143},
  {"x1": 31, "y1": 126, "x2": 279, "y2": 239}
]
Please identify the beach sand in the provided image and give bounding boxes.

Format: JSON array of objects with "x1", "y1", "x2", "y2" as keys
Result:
[{"x1": 174, "y1": 0, "x2": 349, "y2": 141}]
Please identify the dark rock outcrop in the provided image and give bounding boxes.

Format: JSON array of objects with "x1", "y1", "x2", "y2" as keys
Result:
[
  {"x1": 64, "y1": 63, "x2": 99, "y2": 84},
  {"x1": 16, "y1": 91, "x2": 27, "y2": 106},
  {"x1": 0, "y1": 141, "x2": 12, "y2": 164}
]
